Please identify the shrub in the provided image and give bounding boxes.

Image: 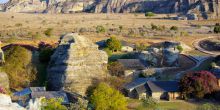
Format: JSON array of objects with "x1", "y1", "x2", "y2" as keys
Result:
[
  {"x1": 142, "y1": 97, "x2": 158, "y2": 108},
  {"x1": 32, "y1": 32, "x2": 41, "y2": 39},
  {"x1": 15, "y1": 23, "x2": 22, "y2": 27},
  {"x1": 180, "y1": 71, "x2": 219, "y2": 99},
  {"x1": 41, "y1": 98, "x2": 67, "y2": 110},
  {"x1": 90, "y1": 83, "x2": 127, "y2": 110},
  {"x1": 177, "y1": 45, "x2": 183, "y2": 53},
  {"x1": 214, "y1": 23, "x2": 220, "y2": 33},
  {"x1": 151, "y1": 23, "x2": 158, "y2": 30},
  {"x1": 136, "y1": 43, "x2": 148, "y2": 51},
  {"x1": 108, "y1": 62, "x2": 125, "y2": 77},
  {"x1": 96, "y1": 25, "x2": 105, "y2": 33},
  {"x1": 44, "y1": 28, "x2": 53, "y2": 37},
  {"x1": 119, "y1": 25, "x2": 123, "y2": 32},
  {"x1": 106, "y1": 36, "x2": 121, "y2": 52},
  {"x1": 170, "y1": 26, "x2": 178, "y2": 31},
  {"x1": 103, "y1": 48, "x2": 112, "y2": 56},
  {"x1": 145, "y1": 12, "x2": 155, "y2": 17}
]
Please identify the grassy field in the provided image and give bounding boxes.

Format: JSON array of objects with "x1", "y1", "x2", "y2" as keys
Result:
[
  {"x1": 128, "y1": 99, "x2": 198, "y2": 110},
  {"x1": 0, "y1": 12, "x2": 216, "y2": 48}
]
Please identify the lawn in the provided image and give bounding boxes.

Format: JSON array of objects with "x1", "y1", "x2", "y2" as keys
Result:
[{"x1": 128, "y1": 99, "x2": 198, "y2": 110}]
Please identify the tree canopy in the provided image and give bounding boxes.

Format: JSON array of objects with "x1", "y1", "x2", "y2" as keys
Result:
[
  {"x1": 106, "y1": 36, "x2": 122, "y2": 52},
  {"x1": 41, "y1": 98, "x2": 67, "y2": 110},
  {"x1": 180, "y1": 71, "x2": 219, "y2": 99},
  {"x1": 90, "y1": 83, "x2": 127, "y2": 110}
]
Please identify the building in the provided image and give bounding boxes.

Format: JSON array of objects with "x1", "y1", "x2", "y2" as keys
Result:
[
  {"x1": 123, "y1": 78, "x2": 149, "y2": 99},
  {"x1": 124, "y1": 80, "x2": 181, "y2": 101},
  {"x1": 146, "y1": 81, "x2": 181, "y2": 100},
  {"x1": 118, "y1": 59, "x2": 146, "y2": 76},
  {"x1": 121, "y1": 41, "x2": 136, "y2": 52}
]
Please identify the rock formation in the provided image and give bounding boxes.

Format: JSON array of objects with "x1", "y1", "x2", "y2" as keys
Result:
[
  {"x1": 1, "y1": 0, "x2": 220, "y2": 19},
  {"x1": 47, "y1": 33, "x2": 108, "y2": 96},
  {"x1": 0, "y1": 94, "x2": 25, "y2": 110},
  {"x1": 162, "y1": 41, "x2": 180, "y2": 67}
]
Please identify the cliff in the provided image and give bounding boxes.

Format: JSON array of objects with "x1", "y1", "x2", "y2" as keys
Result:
[
  {"x1": 2, "y1": 0, "x2": 220, "y2": 19},
  {"x1": 47, "y1": 33, "x2": 108, "y2": 96}
]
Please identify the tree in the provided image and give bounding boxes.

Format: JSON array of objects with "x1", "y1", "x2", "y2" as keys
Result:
[
  {"x1": 106, "y1": 36, "x2": 122, "y2": 52},
  {"x1": 145, "y1": 12, "x2": 155, "y2": 17},
  {"x1": 177, "y1": 45, "x2": 183, "y2": 53},
  {"x1": 3, "y1": 46, "x2": 37, "y2": 89},
  {"x1": 180, "y1": 71, "x2": 219, "y2": 99},
  {"x1": 96, "y1": 25, "x2": 106, "y2": 33},
  {"x1": 108, "y1": 62, "x2": 125, "y2": 77},
  {"x1": 41, "y1": 98, "x2": 67, "y2": 110},
  {"x1": 214, "y1": 23, "x2": 220, "y2": 33},
  {"x1": 90, "y1": 83, "x2": 127, "y2": 110}
]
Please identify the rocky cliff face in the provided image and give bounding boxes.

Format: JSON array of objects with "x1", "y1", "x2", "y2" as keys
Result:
[
  {"x1": 2, "y1": 0, "x2": 220, "y2": 19},
  {"x1": 47, "y1": 33, "x2": 108, "y2": 96}
]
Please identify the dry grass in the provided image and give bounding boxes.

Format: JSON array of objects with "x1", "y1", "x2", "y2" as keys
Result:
[{"x1": 0, "y1": 12, "x2": 216, "y2": 49}]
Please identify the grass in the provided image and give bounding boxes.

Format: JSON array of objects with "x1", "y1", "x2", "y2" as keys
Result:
[{"x1": 128, "y1": 99, "x2": 198, "y2": 110}]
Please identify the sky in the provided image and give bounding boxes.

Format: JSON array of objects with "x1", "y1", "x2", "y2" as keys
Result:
[{"x1": 0, "y1": 0, "x2": 9, "y2": 4}]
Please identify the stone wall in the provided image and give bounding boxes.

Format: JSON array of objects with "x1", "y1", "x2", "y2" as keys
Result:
[{"x1": 47, "y1": 33, "x2": 108, "y2": 96}]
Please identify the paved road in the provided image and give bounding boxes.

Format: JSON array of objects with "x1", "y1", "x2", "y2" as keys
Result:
[{"x1": 193, "y1": 36, "x2": 220, "y2": 56}]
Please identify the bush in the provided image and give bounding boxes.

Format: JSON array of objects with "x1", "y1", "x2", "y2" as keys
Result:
[
  {"x1": 90, "y1": 83, "x2": 127, "y2": 110},
  {"x1": 41, "y1": 98, "x2": 67, "y2": 110},
  {"x1": 96, "y1": 25, "x2": 105, "y2": 33},
  {"x1": 103, "y1": 48, "x2": 112, "y2": 56},
  {"x1": 214, "y1": 23, "x2": 220, "y2": 33},
  {"x1": 32, "y1": 32, "x2": 41, "y2": 39},
  {"x1": 108, "y1": 62, "x2": 125, "y2": 77},
  {"x1": 151, "y1": 23, "x2": 158, "y2": 30},
  {"x1": 142, "y1": 97, "x2": 158, "y2": 108},
  {"x1": 106, "y1": 36, "x2": 121, "y2": 52},
  {"x1": 15, "y1": 23, "x2": 22, "y2": 27},
  {"x1": 44, "y1": 28, "x2": 53, "y2": 37},
  {"x1": 170, "y1": 26, "x2": 178, "y2": 31},
  {"x1": 145, "y1": 12, "x2": 155, "y2": 17},
  {"x1": 180, "y1": 71, "x2": 219, "y2": 99},
  {"x1": 3, "y1": 46, "x2": 37, "y2": 89},
  {"x1": 177, "y1": 45, "x2": 183, "y2": 53}
]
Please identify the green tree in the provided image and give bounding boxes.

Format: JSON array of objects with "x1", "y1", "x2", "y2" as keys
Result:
[
  {"x1": 41, "y1": 98, "x2": 67, "y2": 110},
  {"x1": 177, "y1": 45, "x2": 183, "y2": 53},
  {"x1": 106, "y1": 36, "x2": 122, "y2": 52},
  {"x1": 214, "y1": 23, "x2": 220, "y2": 33},
  {"x1": 90, "y1": 83, "x2": 127, "y2": 110}
]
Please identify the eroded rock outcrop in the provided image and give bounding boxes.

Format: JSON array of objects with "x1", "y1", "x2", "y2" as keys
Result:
[
  {"x1": 2, "y1": 0, "x2": 220, "y2": 19},
  {"x1": 0, "y1": 94, "x2": 25, "y2": 110},
  {"x1": 47, "y1": 33, "x2": 108, "y2": 96}
]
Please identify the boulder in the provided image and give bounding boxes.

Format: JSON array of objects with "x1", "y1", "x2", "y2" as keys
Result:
[
  {"x1": 0, "y1": 94, "x2": 25, "y2": 110},
  {"x1": 47, "y1": 33, "x2": 108, "y2": 96}
]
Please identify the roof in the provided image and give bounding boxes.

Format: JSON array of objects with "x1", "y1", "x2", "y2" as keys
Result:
[
  {"x1": 118, "y1": 59, "x2": 145, "y2": 70},
  {"x1": 135, "y1": 85, "x2": 147, "y2": 94},
  {"x1": 13, "y1": 87, "x2": 46, "y2": 96},
  {"x1": 31, "y1": 91, "x2": 69, "y2": 104},
  {"x1": 124, "y1": 78, "x2": 148, "y2": 90},
  {"x1": 147, "y1": 81, "x2": 179, "y2": 92},
  {"x1": 121, "y1": 41, "x2": 135, "y2": 48},
  {"x1": 30, "y1": 87, "x2": 46, "y2": 92}
]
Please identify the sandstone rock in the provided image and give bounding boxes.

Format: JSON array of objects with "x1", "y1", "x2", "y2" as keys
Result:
[
  {"x1": 3, "y1": 0, "x2": 220, "y2": 19},
  {"x1": 47, "y1": 33, "x2": 108, "y2": 96},
  {"x1": 0, "y1": 72, "x2": 9, "y2": 89},
  {"x1": 0, "y1": 94, "x2": 25, "y2": 110}
]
